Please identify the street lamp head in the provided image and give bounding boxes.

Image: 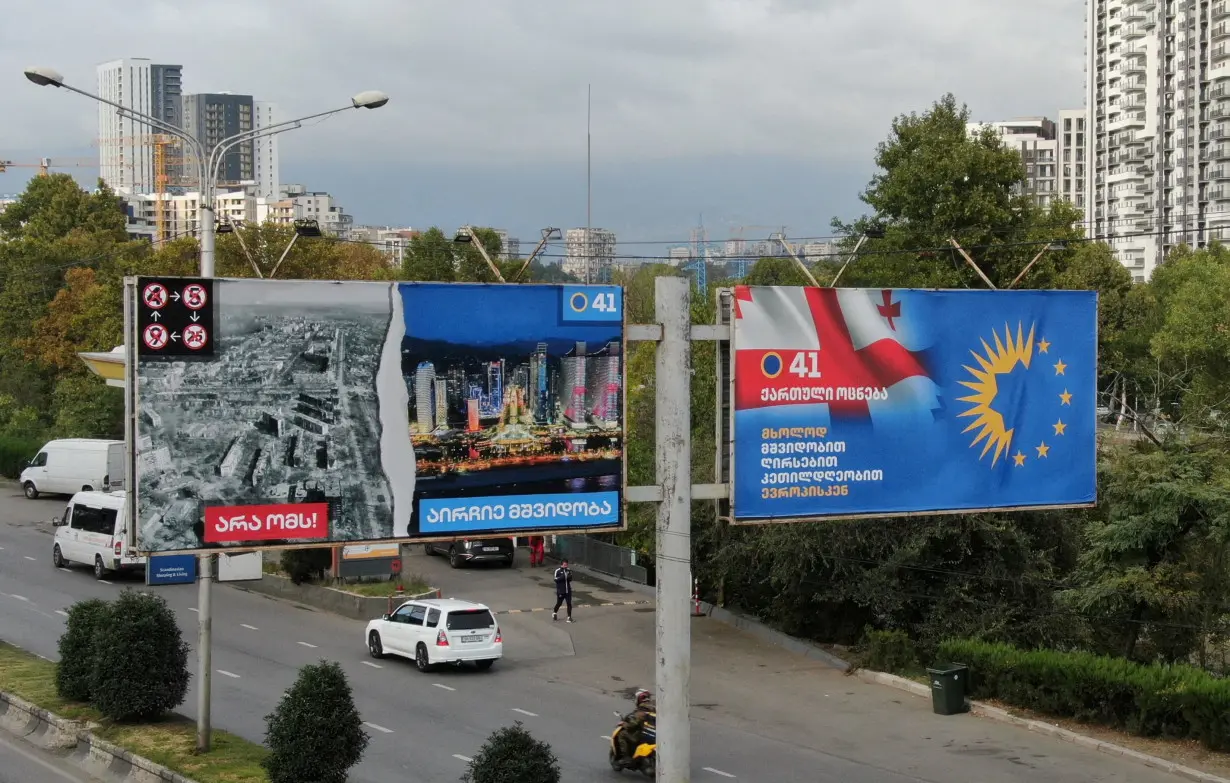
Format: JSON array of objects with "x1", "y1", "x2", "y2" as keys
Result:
[
  {"x1": 453, "y1": 226, "x2": 475, "y2": 244},
  {"x1": 542, "y1": 227, "x2": 562, "y2": 240},
  {"x1": 351, "y1": 90, "x2": 389, "y2": 110},
  {"x1": 23, "y1": 66, "x2": 65, "y2": 88}
]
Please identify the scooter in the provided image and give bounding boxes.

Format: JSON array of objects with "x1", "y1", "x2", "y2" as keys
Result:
[{"x1": 608, "y1": 711, "x2": 656, "y2": 777}]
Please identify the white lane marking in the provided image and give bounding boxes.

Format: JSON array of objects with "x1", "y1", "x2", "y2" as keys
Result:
[
  {"x1": 363, "y1": 721, "x2": 394, "y2": 734},
  {"x1": 23, "y1": 556, "x2": 35, "y2": 561},
  {"x1": 511, "y1": 708, "x2": 538, "y2": 717},
  {"x1": 188, "y1": 607, "x2": 199, "y2": 613},
  {"x1": 433, "y1": 683, "x2": 456, "y2": 691},
  {"x1": 240, "y1": 623, "x2": 258, "y2": 630},
  {"x1": 216, "y1": 670, "x2": 240, "y2": 679},
  {"x1": 453, "y1": 754, "x2": 472, "y2": 762},
  {"x1": 600, "y1": 735, "x2": 612, "y2": 741},
  {"x1": 9, "y1": 595, "x2": 28, "y2": 602},
  {"x1": 55, "y1": 610, "x2": 68, "y2": 617},
  {"x1": 97, "y1": 579, "x2": 112, "y2": 585},
  {"x1": 57, "y1": 568, "x2": 71, "y2": 573},
  {"x1": 704, "y1": 768, "x2": 737, "y2": 778},
  {"x1": 297, "y1": 641, "x2": 317, "y2": 648},
  {"x1": 362, "y1": 661, "x2": 383, "y2": 669}
]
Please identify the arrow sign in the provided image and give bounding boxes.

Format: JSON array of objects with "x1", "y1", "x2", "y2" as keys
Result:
[
  {"x1": 170, "y1": 332, "x2": 180, "y2": 342},
  {"x1": 150, "y1": 311, "x2": 162, "y2": 321},
  {"x1": 171, "y1": 291, "x2": 181, "y2": 301},
  {"x1": 189, "y1": 312, "x2": 200, "y2": 323}
]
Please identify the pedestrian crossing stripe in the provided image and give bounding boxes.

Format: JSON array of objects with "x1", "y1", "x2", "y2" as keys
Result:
[{"x1": 495, "y1": 600, "x2": 651, "y2": 615}]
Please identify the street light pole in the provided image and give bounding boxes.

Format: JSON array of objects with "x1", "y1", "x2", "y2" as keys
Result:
[{"x1": 24, "y1": 66, "x2": 389, "y2": 753}]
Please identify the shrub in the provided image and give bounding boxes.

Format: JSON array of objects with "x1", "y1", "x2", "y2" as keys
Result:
[
  {"x1": 937, "y1": 638, "x2": 1230, "y2": 750},
  {"x1": 91, "y1": 590, "x2": 190, "y2": 721},
  {"x1": 281, "y1": 547, "x2": 333, "y2": 585},
  {"x1": 264, "y1": 660, "x2": 369, "y2": 783},
  {"x1": 462, "y1": 721, "x2": 560, "y2": 783},
  {"x1": 861, "y1": 627, "x2": 919, "y2": 674},
  {"x1": 0, "y1": 436, "x2": 41, "y2": 479},
  {"x1": 54, "y1": 598, "x2": 110, "y2": 702}
]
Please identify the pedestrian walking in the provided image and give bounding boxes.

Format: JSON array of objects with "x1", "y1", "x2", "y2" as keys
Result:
[
  {"x1": 528, "y1": 535, "x2": 545, "y2": 567},
  {"x1": 553, "y1": 560, "x2": 573, "y2": 623}
]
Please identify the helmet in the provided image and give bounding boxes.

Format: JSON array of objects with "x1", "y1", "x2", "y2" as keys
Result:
[{"x1": 635, "y1": 689, "x2": 652, "y2": 706}]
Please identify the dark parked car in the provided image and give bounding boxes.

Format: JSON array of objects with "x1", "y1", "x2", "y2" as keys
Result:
[{"x1": 424, "y1": 537, "x2": 515, "y2": 569}]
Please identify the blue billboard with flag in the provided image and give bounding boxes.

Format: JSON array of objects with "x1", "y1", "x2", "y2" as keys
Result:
[{"x1": 730, "y1": 286, "x2": 1097, "y2": 522}]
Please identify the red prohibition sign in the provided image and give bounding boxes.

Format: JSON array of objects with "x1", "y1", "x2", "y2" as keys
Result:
[
  {"x1": 142, "y1": 282, "x2": 168, "y2": 310},
  {"x1": 142, "y1": 324, "x2": 169, "y2": 350},
  {"x1": 182, "y1": 283, "x2": 208, "y2": 311},
  {"x1": 183, "y1": 324, "x2": 209, "y2": 350}
]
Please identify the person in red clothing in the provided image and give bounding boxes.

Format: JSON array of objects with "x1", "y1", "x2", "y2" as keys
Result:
[{"x1": 528, "y1": 535, "x2": 546, "y2": 567}]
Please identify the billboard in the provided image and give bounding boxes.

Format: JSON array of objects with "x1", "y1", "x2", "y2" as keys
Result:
[
  {"x1": 146, "y1": 554, "x2": 197, "y2": 585},
  {"x1": 730, "y1": 286, "x2": 1097, "y2": 523},
  {"x1": 129, "y1": 278, "x2": 625, "y2": 553}
]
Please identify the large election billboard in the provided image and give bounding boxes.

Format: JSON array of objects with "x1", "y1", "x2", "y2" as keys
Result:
[
  {"x1": 730, "y1": 286, "x2": 1097, "y2": 523},
  {"x1": 128, "y1": 277, "x2": 625, "y2": 553}
]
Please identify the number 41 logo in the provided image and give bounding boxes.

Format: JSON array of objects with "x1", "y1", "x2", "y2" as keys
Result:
[
  {"x1": 591, "y1": 292, "x2": 616, "y2": 312},
  {"x1": 789, "y1": 351, "x2": 822, "y2": 378}
]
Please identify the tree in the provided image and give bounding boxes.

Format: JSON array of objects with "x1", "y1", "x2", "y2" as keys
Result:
[
  {"x1": 831, "y1": 93, "x2": 1086, "y2": 290},
  {"x1": 402, "y1": 227, "x2": 457, "y2": 282},
  {"x1": 456, "y1": 227, "x2": 505, "y2": 283},
  {"x1": 0, "y1": 175, "x2": 127, "y2": 243},
  {"x1": 461, "y1": 721, "x2": 560, "y2": 783},
  {"x1": 54, "y1": 598, "x2": 110, "y2": 702},
  {"x1": 264, "y1": 661, "x2": 369, "y2": 783},
  {"x1": 90, "y1": 590, "x2": 189, "y2": 721}
]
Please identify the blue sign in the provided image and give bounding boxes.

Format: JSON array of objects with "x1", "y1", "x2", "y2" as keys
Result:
[
  {"x1": 146, "y1": 554, "x2": 197, "y2": 585},
  {"x1": 419, "y1": 491, "x2": 620, "y2": 534},
  {"x1": 401, "y1": 283, "x2": 624, "y2": 537},
  {"x1": 560, "y1": 285, "x2": 623, "y2": 323},
  {"x1": 731, "y1": 287, "x2": 1097, "y2": 521}
]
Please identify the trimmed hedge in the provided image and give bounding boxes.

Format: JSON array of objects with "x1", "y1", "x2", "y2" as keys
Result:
[
  {"x1": 0, "y1": 436, "x2": 41, "y2": 479},
  {"x1": 938, "y1": 639, "x2": 1230, "y2": 750}
]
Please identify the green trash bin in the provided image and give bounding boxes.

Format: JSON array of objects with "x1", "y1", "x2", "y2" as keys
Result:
[{"x1": 927, "y1": 663, "x2": 968, "y2": 716}]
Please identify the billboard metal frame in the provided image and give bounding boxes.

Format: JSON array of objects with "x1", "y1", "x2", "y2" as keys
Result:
[
  {"x1": 714, "y1": 285, "x2": 1098, "y2": 525},
  {"x1": 124, "y1": 276, "x2": 630, "y2": 555}
]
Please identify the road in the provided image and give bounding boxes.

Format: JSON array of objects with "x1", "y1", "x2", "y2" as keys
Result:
[
  {"x1": 0, "y1": 489, "x2": 1207, "y2": 783},
  {"x1": 0, "y1": 731, "x2": 99, "y2": 782}
]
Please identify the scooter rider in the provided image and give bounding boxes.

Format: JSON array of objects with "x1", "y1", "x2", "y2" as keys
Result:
[{"x1": 616, "y1": 689, "x2": 655, "y2": 767}]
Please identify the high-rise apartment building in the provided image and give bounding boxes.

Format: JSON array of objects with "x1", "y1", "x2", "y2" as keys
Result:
[
  {"x1": 182, "y1": 92, "x2": 255, "y2": 185},
  {"x1": 969, "y1": 117, "x2": 1065, "y2": 208},
  {"x1": 1058, "y1": 109, "x2": 1088, "y2": 210},
  {"x1": 252, "y1": 101, "x2": 280, "y2": 199},
  {"x1": 563, "y1": 228, "x2": 617, "y2": 281},
  {"x1": 1084, "y1": 0, "x2": 1230, "y2": 281},
  {"x1": 97, "y1": 59, "x2": 182, "y2": 192}
]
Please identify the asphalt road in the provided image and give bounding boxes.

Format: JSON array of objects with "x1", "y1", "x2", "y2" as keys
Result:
[
  {"x1": 0, "y1": 492, "x2": 1208, "y2": 783},
  {"x1": 0, "y1": 731, "x2": 99, "y2": 782}
]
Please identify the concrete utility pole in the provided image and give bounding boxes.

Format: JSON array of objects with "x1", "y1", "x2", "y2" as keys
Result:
[{"x1": 654, "y1": 275, "x2": 692, "y2": 782}]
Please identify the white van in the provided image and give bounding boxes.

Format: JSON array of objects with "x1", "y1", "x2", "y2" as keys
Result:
[
  {"x1": 20, "y1": 439, "x2": 124, "y2": 500},
  {"x1": 51, "y1": 491, "x2": 145, "y2": 579}
]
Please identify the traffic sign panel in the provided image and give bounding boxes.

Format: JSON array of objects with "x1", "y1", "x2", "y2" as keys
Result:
[{"x1": 135, "y1": 277, "x2": 216, "y2": 358}]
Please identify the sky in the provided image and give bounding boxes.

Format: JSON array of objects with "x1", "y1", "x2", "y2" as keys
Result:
[{"x1": 1, "y1": 0, "x2": 1084, "y2": 257}]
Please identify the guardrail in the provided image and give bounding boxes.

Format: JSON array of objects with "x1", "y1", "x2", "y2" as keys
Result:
[{"x1": 550, "y1": 534, "x2": 649, "y2": 584}]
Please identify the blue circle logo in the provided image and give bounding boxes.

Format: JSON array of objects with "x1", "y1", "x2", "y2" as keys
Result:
[{"x1": 761, "y1": 352, "x2": 783, "y2": 378}]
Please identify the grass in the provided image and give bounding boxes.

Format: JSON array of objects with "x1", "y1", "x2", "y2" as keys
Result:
[
  {"x1": 336, "y1": 576, "x2": 430, "y2": 597},
  {"x1": 0, "y1": 643, "x2": 269, "y2": 783}
]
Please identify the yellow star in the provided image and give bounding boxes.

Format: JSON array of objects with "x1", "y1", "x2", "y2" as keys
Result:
[
  {"x1": 1037, "y1": 338, "x2": 1050, "y2": 354},
  {"x1": 1036, "y1": 442, "x2": 1050, "y2": 458},
  {"x1": 1053, "y1": 419, "x2": 1067, "y2": 435},
  {"x1": 1013, "y1": 451, "x2": 1026, "y2": 467},
  {"x1": 1059, "y1": 389, "x2": 1072, "y2": 405},
  {"x1": 1053, "y1": 359, "x2": 1067, "y2": 375}
]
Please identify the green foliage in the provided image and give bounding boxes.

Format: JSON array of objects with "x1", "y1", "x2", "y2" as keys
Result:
[
  {"x1": 0, "y1": 435, "x2": 42, "y2": 478},
  {"x1": 90, "y1": 591, "x2": 189, "y2": 721},
  {"x1": 938, "y1": 638, "x2": 1230, "y2": 750},
  {"x1": 281, "y1": 548, "x2": 333, "y2": 585},
  {"x1": 461, "y1": 721, "x2": 561, "y2": 783},
  {"x1": 54, "y1": 599, "x2": 110, "y2": 702},
  {"x1": 263, "y1": 660, "x2": 369, "y2": 783},
  {"x1": 861, "y1": 628, "x2": 918, "y2": 674}
]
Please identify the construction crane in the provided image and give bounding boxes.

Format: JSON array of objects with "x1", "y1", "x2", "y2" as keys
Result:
[
  {"x1": 94, "y1": 134, "x2": 188, "y2": 245},
  {"x1": 724, "y1": 224, "x2": 788, "y2": 279},
  {"x1": 0, "y1": 157, "x2": 97, "y2": 177}
]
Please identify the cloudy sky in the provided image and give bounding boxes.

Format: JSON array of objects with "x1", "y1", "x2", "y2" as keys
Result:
[{"x1": 2, "y1": 0, "x2": 1083, "y2": 255}]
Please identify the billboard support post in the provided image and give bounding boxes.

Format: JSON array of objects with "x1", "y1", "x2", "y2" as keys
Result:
[
  {"x1": 654, "y1": 275, "x2": 692, "y2": 783},
  {"x1": 196, "y1": 553, "x2": 213, "y2": 752}
]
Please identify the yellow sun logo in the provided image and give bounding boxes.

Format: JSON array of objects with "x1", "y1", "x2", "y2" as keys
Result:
[{"x1": 957, "y1": 322, "x2": 1036, "y2": 468}]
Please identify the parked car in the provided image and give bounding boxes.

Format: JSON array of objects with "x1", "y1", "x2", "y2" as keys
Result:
[
  {"x1": 21, "y1": 438, "x2": 124, "y2": 499},
  {"x1": 423, "y1": 537, "x2": 515, "y2": 568},
  {"x1": 51, "y1": 490, "x2": 145, "y2": 579},
  {"x1": 365, "y1": 598, "x2": 502, "y2": 672}
]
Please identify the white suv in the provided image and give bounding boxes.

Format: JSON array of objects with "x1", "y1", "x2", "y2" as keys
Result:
[{"x1": 365, "y1": 598, "x2": 502, "y2": 673}]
